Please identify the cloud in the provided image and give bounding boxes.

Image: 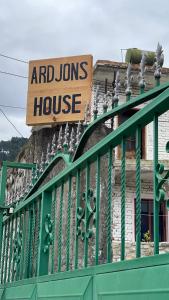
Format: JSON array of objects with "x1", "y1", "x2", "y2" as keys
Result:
[{"x1": 1, "y1": 0, "x2": 169, "y2": 140}]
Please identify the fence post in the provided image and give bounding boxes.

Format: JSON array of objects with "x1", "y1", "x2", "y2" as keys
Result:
[
  {"x1": 153, "y1": 114, "x2": 159, "y2": 254},
  {"x1": 37, "y1": 191, "x2": 52, "y2": 276},
  {"x1": 0, "y1": 163, "x2": 7, "y2": 262}
]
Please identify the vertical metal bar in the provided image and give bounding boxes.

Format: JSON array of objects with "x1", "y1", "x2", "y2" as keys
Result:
[
  {"x1": 33, "y1": 201, "x2": 37, "y2": 277},
  {"x1": 2, "y1": 221, "x2": 7, "y2": 284},
  {"x1": 27, "y1": 206, "x2": 33, "y2": 278},
  {"x1": 0, "y1": 164, "x2": 7, "y2": 276},
  {"x1": 37, "y1": 192, "x2": 52, "y2": 276},
  {"x1": 29, "y1": 204, "x2": 35, "y2": 278},
  {"x1": 51, "y1": 188, "x2": 56, "y2": 274},
  {"x1": 7, "y1": 216, "x2": 14, "y2": 282},
  {"x1": 3, "y1": 221, "x2": 9, "y2": 284},
  {"x1": 35, "y1": 199, "x2": 41, "y2": 276},
  {"x1": 140, "y1": 86, "x2": 145, "y2": 94},
  {"x1": 107, "y1": 147, "x2": 112, "y2": 263},
  {"x1": 121, "y1": 137, "x2": 126, "y2": 261},
  {"x1": 58, "y1": 183, "x2": 64, "y2": 272},
  {"x1": 35, "y1": 200, "x2": 39, "y2": 277},
  {"x1": 155, "y1": 78, "x2": 160, "y2": 87},
  {"x1": 0, "y1": 226, "x2": 4, "y2": 283},
  {"x1": 32, "y1": 201, "x2": 37, "y2": 277},
  {"x1": 24, "y1": 208, "x2": 30, "y2": 279},
  {"x1": 12, "y1": 215, "x2": 18, "y2": 282},
  {"x1": 66, "y1": 176, "x2": 72, "y2": 271},
  {"x1": 20, "y1": 210, "x2": 26, "y2": 280},
  {"x1": 1, "y1": 224, "x2": 6, "y2": 283},
  {"x1": 95, "y1": 155, "x2": 100, "y2": 265},
  {"x1": 4, "y1": 219, "x2": 10, "y2": 283},
  {"x1": 126, "y1": 94, "x2": 131, "y2": 102},
  {"x1": 15, "y1": 212, "x2": 22, "y2": 281},
  {"x1": 74, "y1": 169, "x2": 80, "y2": 269},
  {"x1": 84, "y1": 162, "x2": 90, "y2": 268},
  {"x1": 33, "y1": 202, "x2": 37, "y2": 277},
  {"x1": 0, "y1": 163, "x2": 7, "y2": 204},
  {"x1": 136, "y1": 127, "x2": 141, "y2": 258},
  {"x1": 153, "y1": 114, "x2": 159, "y2": 254}
]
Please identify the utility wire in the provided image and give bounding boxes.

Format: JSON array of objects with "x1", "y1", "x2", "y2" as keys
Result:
[
  {"x1": 0, "y1": 70, "x2": 28, "y2": 79},
  {"x1": 0, "y1": 108, "x2": 24, "y2": 138},
  {"x1": 0, "y1": 53, "x2": 28, "y2": 64},
  {"x1": 0, "y1": 104, "x2": 25, "y2": 110}
]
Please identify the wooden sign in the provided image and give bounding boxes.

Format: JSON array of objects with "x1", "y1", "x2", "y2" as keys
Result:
[{"x1": 26, "y1": 55, "x2": 93, "y2": 125}]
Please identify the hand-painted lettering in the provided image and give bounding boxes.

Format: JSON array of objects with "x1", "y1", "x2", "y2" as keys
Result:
[
  {"x1": 31, "y1": 61, "x2": 89, "y2": 84},
  {"x1": 47, "y1": 65, "x2": 54, "y2": 83},
  {"x1": 34, "y1": 97, "x2": 43, "y2": 116},
  {"x1": 39, "y1": 66, "x2": 47, "y2": 83},
  {"x1": 33, "y1": 94, "x2": 82, "y2": 116},
  {"x1": 63, "y1": 64, "x2": 70, "y2": 81},
  {"x1": 79, "y1": 61, "x2": 88, "y2": 80},
  {"x1": 62, "y1": 95, "x2": 71, "y2": 114},
  {"x1": 43, "y1": 96, "x2": 52, "y2": 115},
  {"x1": 72, "y1": 94, "x2": 81, "y2": 113},
  {"x1": 53, "y1": 96, "x2": 61, "y2": 114},
  {"x1": 31, "y1": 67, "x2": 38, "y2": 84},
  {"x1": 71, "y1": 62, "x2": 79, "y2": 80},
  {"x1": 55, "y1": 64, "x2": 63, "y2": 82}
]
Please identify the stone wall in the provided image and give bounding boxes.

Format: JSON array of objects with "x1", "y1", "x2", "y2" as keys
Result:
[{"x1": 113, "y1": 241, "x2": 169, "y2": 262}]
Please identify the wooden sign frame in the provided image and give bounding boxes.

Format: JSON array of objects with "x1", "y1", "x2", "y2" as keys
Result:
[{"x1": 26, "y1": 54, "x2": 93, "y2": 125}]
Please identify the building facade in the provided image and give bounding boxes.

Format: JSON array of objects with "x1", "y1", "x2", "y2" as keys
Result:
[{"x1": 92, "y1": 57, "x2": 169, "y2": 259}]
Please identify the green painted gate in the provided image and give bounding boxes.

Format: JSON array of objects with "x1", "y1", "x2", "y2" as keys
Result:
[{"x1": 1, "y1": 55, "x2": 169, "y2": 298}]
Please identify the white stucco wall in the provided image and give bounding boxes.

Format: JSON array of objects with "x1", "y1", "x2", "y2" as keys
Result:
[{"x1": 146, "y1": 111, "x2": 169, "y2": 160}]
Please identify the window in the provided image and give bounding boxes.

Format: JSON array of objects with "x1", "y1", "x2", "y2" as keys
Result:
[
  {"x1": 135, "y1": 199, "x2": 167, "y2": 242},
  {"x1": 118, "y1": 109, "x2": 145, "y2": 159}
]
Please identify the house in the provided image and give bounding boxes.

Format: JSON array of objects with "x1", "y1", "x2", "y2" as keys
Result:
[
  {"x1": 2, "y1": 47, "x2": 169, "y2": 264},
  {"x1": 92, "y1": 49, "x2": 169, "y2": 259}
]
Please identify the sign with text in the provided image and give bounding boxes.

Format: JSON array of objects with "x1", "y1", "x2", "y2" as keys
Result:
[{"x1": 26, "y1": 54, "x2": 93, "y2": 125}]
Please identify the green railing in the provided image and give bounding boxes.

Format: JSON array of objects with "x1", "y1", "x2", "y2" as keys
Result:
[{"x1": 1, "y1": 83, "x2": 169, "y2": 284}]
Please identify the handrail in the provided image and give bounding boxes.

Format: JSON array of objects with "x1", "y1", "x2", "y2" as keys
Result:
[{"x1": 25, "y1": 152, "x2": 71, "y2": 200}]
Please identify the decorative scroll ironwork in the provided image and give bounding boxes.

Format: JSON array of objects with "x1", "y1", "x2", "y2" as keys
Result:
[
  {"x1": 76, "y1": 188, "x2": 96, "y2": 241},
  {"x1": 155, "y1": 163, "x2": 169, "y2": 206},
  {"x1": 155, "y1": 141, "x2": 169, "y2": 208},
  {"x1": 43, "y1": 214, "x2": 53, "y2": 253},
  {"x1": 13, "y1": 226, "x2": 22, "y2": 271}
]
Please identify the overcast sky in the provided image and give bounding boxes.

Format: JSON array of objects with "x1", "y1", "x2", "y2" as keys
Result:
[{"x1": 1, "y1": 0, "x2": 169, "y2": 141}]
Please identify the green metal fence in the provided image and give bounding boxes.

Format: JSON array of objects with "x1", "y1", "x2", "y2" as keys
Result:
[{"x1": 1, "y1": 81, "x2": 169, "y2": 286}]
